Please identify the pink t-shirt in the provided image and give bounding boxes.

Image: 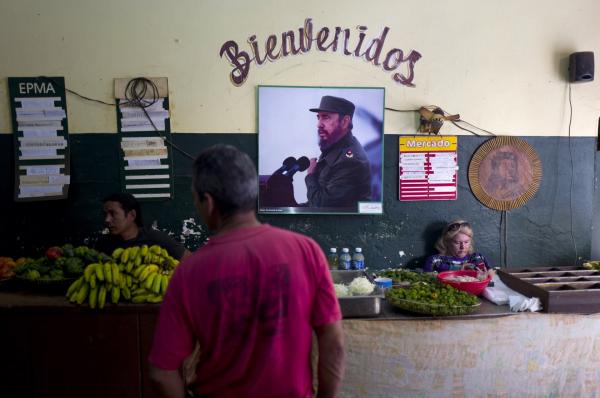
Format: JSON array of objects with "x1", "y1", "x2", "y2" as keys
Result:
[{"x1": 149, "y1": 224, "x2": 341, "y2": 398}]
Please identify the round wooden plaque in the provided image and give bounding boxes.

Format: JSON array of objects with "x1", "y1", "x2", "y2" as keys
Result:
[{"x1": 468, "y1": 136, "x2": 542, "y2": 211}]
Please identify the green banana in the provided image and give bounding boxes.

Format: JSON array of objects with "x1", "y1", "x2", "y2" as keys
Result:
[
  {"x1": 146, "y1": 294, "x2": 164, "y2": 303},
  {"x1": 104, "y1": 262, "x2": 113, "y2": 284},
  {"x1": 112, "y1": 247, "x2": 124, "y2": 260},
  {"x1": 84, "y1": 264, "x2": 97, "y2": 282},
  {"x1": 140, "y1": 245, "x2": 149, "y2": 257},
  {"x1": 125, "y1": 260, "x2": 134, "y2": 273},
  {"x1": 111, "y1": 262, "x2": 121, "y2": 286},
  {"x1": 75, "y1": 283, "x2": 89, "y2": 305},
  {"x1": 160, "y1": 274, "x2": 168, "y2": 294},
  {"x1": 69, "y1": 287, "x2": 79, "y2": 303},
  {"x1": 129, "y1": 246, "x2": 140, "y2": 261},
  {"x1": 122, "y1": 286, "x2": 131, "y2": 300},
  {"x1": 134, "y1": 255, "x2": 142, "y2": 267},
  {"x1": 111, "y1": 286, "x2": 120, "y2": 304},
  {"x1": 98, "y1": 286, "x2": 107, "y2": 309},
  {"x1": 145, "y1": 272, "x2": 157, "y2": 290},
  {"x1": 139, "y1": 264, "x2": 159, "y2": 282},
  {"x1": 120, "y1": 247, "x2": 130, "y2": 263},
  {"x1": 89, "y1": 287, "x2": 98, "y2": 309},
  {"x1": 126, "y1": 275, "x2": 132, "y2": 287},
  {"x1": 132, "y1": 294, "x2": 151, "y2": 303},
  {"x1": 89, "y1": 274, "x2": 97, "y2": 289},
  {"x1": 94, "y1": 262, "x2": 105, "y2": 281},
  {"x1": 132, "y1": 287, "x2": 148, "y2": 296},
  {"x1": 132, "y1": 264, "x2": 146, "y2": 279},
  {"x1": 137, "y1": 265, "x2": 150, "y2": 281},
  {"x1": 66, "y1": 277, "x2": 83, "y2": 298},
  {"x1": 152, "y1": 272, "x2": 163, "y2": 294}
]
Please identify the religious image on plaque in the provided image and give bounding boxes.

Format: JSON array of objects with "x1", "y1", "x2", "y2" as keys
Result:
[{"x1": 468, "y1": 136, "x2": 542, "y2": 211}]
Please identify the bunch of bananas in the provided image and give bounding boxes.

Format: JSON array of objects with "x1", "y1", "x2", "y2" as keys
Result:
[
  {"x1": 65, "y1": 244, "x2": 179, "y2": 308},
  {"x1": 583, "y1": 260, "x2": 600, "y2": 270}
]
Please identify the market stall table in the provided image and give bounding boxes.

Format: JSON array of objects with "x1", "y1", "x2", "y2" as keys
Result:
[{"x1": 2, "y1": 289, "x2": 599, "y2": 397}]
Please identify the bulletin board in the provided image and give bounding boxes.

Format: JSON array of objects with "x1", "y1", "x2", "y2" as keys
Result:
[
  {"x1": 8, "y1": 77, "x2": 70, "y2": 202},
  {"x1": 115, "y1": 78, "x2": 174, "y2": 200}
]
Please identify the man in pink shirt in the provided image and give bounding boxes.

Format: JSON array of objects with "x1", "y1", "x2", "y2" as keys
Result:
[{"x1": 149, "y1": 144, "x2": 345, "y2": 398}]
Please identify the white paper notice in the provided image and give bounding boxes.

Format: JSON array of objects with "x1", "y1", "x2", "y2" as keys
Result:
[
  {"x1": 124, "y1": 164, "x2": 169, "y2": 171},
  {"x1": 16, "y1": 108, "x2": 66, "y2": 121},
  {"x1": 19, "y1": 184, "x2": 63, "y2": 195},
  {"x1": 14, "y1": 97, "x2": 60, "y2": 108},
  {"x1": 20, "y1": 148, "x2": 58, "y2": 158},
  {"x1": 121, "y1": 137, "x2": 165, "y2": 148},
  {"x1": 49, "y1": 175, "x2": 70, "y2": 184},
  {"x1": 17, "y1": 120, "x2": 63, "y2": 129},
  {"x1": 119, "y1": 98, "x2": 168, "y2": 132},
  {"x1": 21, "y1": 165, "x2": 64, "y2": 175},
  {"x1": 119, "y1": 98, "x2": 164, "y2": 110},
  {"x1": 19, "y1": 137, "x2": 67, "y2": 150},
  {"x1": 119, "y1": 109, "x2": 170, "y2": 121},
  {"x1": 19, "y1": 174, "x2": 69, "y2": 185},
  {"x1": 133, "y1": 193, "x2": 171, "y2": 199},
  {"x1": 125, "y1": 184, "x2": 170, "y2": 189},
  {"x1": 125, "y1": 174, "x2": 170, "y2": 180},
  {"x1": 127, "y1": 158, "x2": 162, "y2": 167},
  {"x1": 120, "y1": 121, "x2": 166, "y2": 132},
  {"x1": 123, "y1": 148, "x2": 168, "y2": 157},
  {"x1": 22, "y1": 130, "x2": 59, "y2": 138},
  {"x1": 124, "y1": 155, "x2": 167, "y2": 161}
]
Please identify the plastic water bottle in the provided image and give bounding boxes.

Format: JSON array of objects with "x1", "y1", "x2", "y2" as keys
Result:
[
  {"x1": 351, "y1": 247, "x2": 365, "y2": 270},
  {"x1": 327, "y1": 248, "x2": 339, "y2": 271},
  {"x1": 339, "y1": 248, "x2": 352, "y2": 270}
]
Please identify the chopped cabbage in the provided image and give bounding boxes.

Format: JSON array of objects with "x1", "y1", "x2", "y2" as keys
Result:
[
  {"x1": 334, "y1": 283, "x2": 350, "y2": 297},
  {"x1": 348, "y1": 277, "x2": 375, "y2": 295}
]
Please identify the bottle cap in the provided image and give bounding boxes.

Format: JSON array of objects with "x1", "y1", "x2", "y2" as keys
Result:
[
  {"x1": 342, "y1": 248, "x2": 349, "y2": 253},
  {"x1": 329, "y1": 248, "x2": 337, "y2": 253},
  {"x1": 355, "y1": 248, "x2": 362, "y2": 252}
]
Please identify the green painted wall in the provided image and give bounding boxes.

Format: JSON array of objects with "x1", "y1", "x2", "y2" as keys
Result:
[{"x1": 0, "y1": 134, "x2": 594, "y2": 270}]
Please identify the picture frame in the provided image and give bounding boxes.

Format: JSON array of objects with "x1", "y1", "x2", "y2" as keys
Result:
[{"x1": 258, "y1": 85, "x2": 384, "y2": 215}]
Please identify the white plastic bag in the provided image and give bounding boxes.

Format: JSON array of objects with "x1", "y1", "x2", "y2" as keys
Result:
[{"x1": 483, "y1": 274, "x2": 542, "y2": 311}]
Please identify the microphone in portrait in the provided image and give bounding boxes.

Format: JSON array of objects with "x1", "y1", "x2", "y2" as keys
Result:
[
  {"x1": 283, "y1": 156, "x2": 310, "y2": 177},
  {"x1": 264, "y1": 156, "x2": 303, "y2": 207},
  {"x1": 273, "y1": 156, "x2": 297, "y2": 176}
]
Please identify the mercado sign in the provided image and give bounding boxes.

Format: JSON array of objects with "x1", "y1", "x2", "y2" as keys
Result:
[
  {"x1": 399, "y1": 136, "x2": 458, "y2": 201},
  {"x1": 219, "y1": 18, "x2": 422, "y2": 87}
]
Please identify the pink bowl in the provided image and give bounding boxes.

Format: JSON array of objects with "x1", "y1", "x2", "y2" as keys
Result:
[{"x1": 437, "y1": 270, "x2": 491, "y2": 296}]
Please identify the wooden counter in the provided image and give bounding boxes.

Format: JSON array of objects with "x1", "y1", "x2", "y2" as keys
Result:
[
  {"x1": 2, "y1": 289, "x2": 594, "y2": 398},
  {"x1": 0, "y1": 289, "x2": 160, "y2": 398}
]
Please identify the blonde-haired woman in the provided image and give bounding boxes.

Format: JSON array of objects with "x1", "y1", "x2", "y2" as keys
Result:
[{"x1": 423, "y1": 220, "x2": 491, "y2": 273}]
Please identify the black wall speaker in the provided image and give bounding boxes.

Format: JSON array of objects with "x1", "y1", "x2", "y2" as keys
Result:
[{"x1": 569, "y1": 51, "x2": 594, "y2": 82}]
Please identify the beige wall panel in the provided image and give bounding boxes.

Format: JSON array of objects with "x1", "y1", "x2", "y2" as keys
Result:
[{"x1": 0, "y1": 0, "x2": 599, "y2": 135}]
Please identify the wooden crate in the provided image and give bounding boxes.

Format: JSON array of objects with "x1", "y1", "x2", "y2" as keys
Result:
[{"x1": 498, "y1": 266, "x2": 600, "y2": 313}]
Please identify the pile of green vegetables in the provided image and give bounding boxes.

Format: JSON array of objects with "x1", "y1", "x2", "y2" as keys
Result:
[{"x1": 14, "y1": 244, "x2": 110, "y2": 281}]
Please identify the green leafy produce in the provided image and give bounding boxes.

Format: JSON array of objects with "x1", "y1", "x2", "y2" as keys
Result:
[
  {"x1": 48, "y1": 269, "x2": 64, "y2": 280},
  {"x1": 24, "y1": 270, "x2": 41, "y2": 280},
  {"x1": 386, "y1": 282, "x2": 479, "y2": 316},
  {"x1": 14, "y1": 257, "x2": 49, "y2": 276},
  {"x1": 61, "y1": 244, "x2": 75, "y2": 258},
  {"x1": 376, "y1": 269, "x2": 437, "y2": 284},
  {"x1": 63, "y1": 257, "x2": 84, "y2": 277},
  {"x1": 14, "y1": 245, "x2": 107, "y2": 284}
]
